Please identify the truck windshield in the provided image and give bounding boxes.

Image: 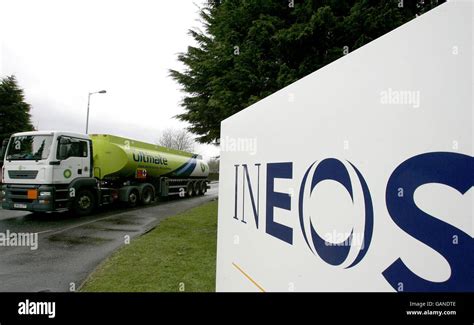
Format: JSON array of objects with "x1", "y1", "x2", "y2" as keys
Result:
[{"x1": 5, "y1": 135, "x2": 53, "y2": 161}]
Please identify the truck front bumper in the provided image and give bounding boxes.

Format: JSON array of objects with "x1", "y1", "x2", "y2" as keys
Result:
[{"x1": 1, "y1": 184, "x2": 56, "y2": 212}]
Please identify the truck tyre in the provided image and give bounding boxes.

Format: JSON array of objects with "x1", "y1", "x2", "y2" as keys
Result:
[
  {"x1": 201, "y1": 182, "x2": 207, "y2": 195},
  {"x1": 128, "y1": 189, "x2": 139, "y2": 207},
  {"x1": 73, "y1": 189, "x2": 95, "y2": 216},
  {"x1": 194, "y1": 182, "x2": 201, "y2": 196},
  {"x1": 140, "y1": 185, "x2": 154, "y2": 205},
  {"x1": 186, "y1": 183, "x2": 194, "y2": 197}
]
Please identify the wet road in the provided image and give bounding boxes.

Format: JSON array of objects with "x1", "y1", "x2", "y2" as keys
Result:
[{"x1": 0, "y1": 183, "x2": 218, "y2": 292}]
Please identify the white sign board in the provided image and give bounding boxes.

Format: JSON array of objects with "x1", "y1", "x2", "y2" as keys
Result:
[{"x1": 216, "y1": 1, "x2": 473, "y2": 292}]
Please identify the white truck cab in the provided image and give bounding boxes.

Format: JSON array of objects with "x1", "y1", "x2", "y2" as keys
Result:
[{"x1": 1, "y1": 131, "x2": 93, "y2": 212}]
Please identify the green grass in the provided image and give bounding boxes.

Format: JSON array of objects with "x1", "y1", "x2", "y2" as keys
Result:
[{"x1": 80, "y1": 200, "x2": 218, "y2": 292}]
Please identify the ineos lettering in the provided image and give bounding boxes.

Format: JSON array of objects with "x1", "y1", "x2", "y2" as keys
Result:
[{"x1": 232, "y1": 152, "x2": 473, "y2": 291}]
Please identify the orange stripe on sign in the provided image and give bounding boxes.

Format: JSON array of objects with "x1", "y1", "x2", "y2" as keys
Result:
[{"x1": 232, "y1": 262, "x2": 266, "y2": 292}]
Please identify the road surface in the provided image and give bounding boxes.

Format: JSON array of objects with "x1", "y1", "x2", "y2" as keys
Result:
[{"x1": 0, "y1": 183, "x2": 218, "y2": 292}]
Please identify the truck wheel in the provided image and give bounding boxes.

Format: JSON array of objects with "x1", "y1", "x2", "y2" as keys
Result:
[
  {"x1": 201, "y1": 182, "x2": 207, "y2": 195},
  {"x1": 73, "y1": 189, "x2": 95, "y2": 216},
  {"x1": 140, "y1": 186, "x2": 154, "y2": 205},
  {"x1": 186, "y1": 183, "x2": 194, "y2": 197},
  {"x1": 128, "y1": 189, "x2": 139, "y2": 207},
  {"x1": 194, "y1": 182, "x2": 201, "y2": 196}
]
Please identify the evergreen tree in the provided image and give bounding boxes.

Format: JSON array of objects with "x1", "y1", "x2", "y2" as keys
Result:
[
  {"x1": 0, "y1": 75, "x2": 35, "y2": 160},
  {"x1": 171, "y1": 0, "x2": 445, "y2": 143}
]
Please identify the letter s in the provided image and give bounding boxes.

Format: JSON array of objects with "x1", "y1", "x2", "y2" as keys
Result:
[{"x1": 383, "y1": 152, "x2": 473, "y2": 291}]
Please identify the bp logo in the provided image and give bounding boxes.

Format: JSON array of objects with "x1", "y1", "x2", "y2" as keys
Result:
[{"x1": 63, "y1": 169, "x2": 72, "y2": 179}]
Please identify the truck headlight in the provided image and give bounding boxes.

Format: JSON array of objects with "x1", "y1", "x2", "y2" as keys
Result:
[{"x1": 39, "y1": 191, "x2": 52, "y2": 197}]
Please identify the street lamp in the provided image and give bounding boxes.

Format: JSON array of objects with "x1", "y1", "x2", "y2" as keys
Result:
[{"x1": 86, "y1": 90, "x2": 107, "y2": 134}]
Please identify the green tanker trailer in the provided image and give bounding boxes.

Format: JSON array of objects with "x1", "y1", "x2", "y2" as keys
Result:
[{"x1": 1, "y1": 131, "x2": 209, "y2": 216}]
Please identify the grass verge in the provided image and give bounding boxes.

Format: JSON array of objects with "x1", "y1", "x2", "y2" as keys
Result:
[{"x1": 80, "y1": 200, "x2": 218, "y2": 292}]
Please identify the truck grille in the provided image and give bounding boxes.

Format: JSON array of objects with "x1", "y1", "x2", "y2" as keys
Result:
[
  {"x1": 8, "y1": 170, "x2": 38, "y2": 179},
  {"x1": 4, "y1": 186, "x2": 37, "y2": 203}
]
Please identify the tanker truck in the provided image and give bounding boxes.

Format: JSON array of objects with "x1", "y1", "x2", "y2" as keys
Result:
[{"x1": 0, "y1": 131, "x2": 209, "y2": 216}]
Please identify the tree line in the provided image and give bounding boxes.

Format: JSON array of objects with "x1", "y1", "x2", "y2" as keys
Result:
[
  {"x1": 171, "y1": 0, "x2": 445, "y2": 144},
  {"x1": 0, "y1": 75, "x2": 34, "y2": 163}
]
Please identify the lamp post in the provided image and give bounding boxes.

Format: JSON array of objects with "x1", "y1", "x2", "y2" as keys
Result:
[{"x1": 86, "y1": 90, "x2": 107, "y2": 134}]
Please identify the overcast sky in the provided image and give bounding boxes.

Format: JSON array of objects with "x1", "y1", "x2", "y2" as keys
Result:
[{"x1": 0, "y1": 0, "x2": 219, "y2": 159}]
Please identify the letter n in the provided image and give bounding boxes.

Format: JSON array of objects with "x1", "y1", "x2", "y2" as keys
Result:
[{"x1": 241, "y1": 163, "x2": 261, "y2": 228}]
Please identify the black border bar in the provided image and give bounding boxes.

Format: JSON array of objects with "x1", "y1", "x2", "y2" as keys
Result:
[{"x1": 0, "y1": 292, "x2": 472, "y2": 322}]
